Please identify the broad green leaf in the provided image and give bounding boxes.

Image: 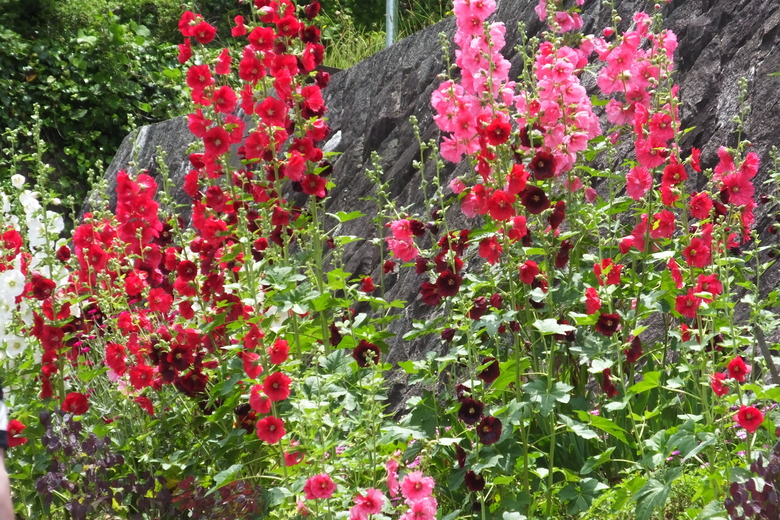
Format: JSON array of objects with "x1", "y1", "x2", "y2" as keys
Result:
[
  {"x1": 524, "y1": 378, "x2": 573, "y2": 416},
  {"x1": 576, "y1": 410, "x2": 632, "y2": 446},
  {"x1": 628, "y1": 371, "x2": 662, "y2": 395},
  {"x1": 581, "y1": 447, "x2": 616, "y2": 474},
  {"x1": 634, "y1": 478, "x2": 670, "y2": 520},
  {"x1": 559, "y1": 414, "x2": 598, "y2": 440},
  {"x1": 329, "y1": 210, "x2": 365, "y2": 223},
  {"x1": 207, "y1": 464, "x2": 243, "y2": 496}
]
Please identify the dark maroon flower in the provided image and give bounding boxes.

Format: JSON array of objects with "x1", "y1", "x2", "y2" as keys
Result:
[
  {"x1": 476, "y1": 416, "x2": 502, "y2": 445},
  {"x1": 549, "y1": 200, "x2": 566, "y2": 230},
  {"x1": 468, "y1": 297, "x2": 489, "y2": 320},
  {"x1": 464, "y1": 471, "x2": 486, "y2": 492},
  {"x1": 455, "y1": 384, "x2": 471, "y2": 401},
  {"x1": 555, "y1": 239, "x2": 574, "y2": 269},
  {"x1": 530, "y1": 150, "x2": 556, "y2": 180},
  {"x1": 600, "y1": 368, "x2": 618, "y2": 398},
  {"x1": 353, "y1": 340, "x2": 381, "y2": 367},
  {"x1": 441, "y1": 328, "x2": 456, "y2": 343},
  {"x1": 553, "y1": 319, "x2": 575, "y2": 342},
  {"x1": 595, "y1": 313, "x2": 621, "y2": 337},
  {"x1": 478, "y1": 357, "x2": 500, "y2": 385},
  {"x1": 420, "y1": 281, "x2": 441, "y2": 306},
  {"x1": 520, "y1": 185, "x2": 551, "y2": 215},
  {"x1": 458, "y1": 398, "x2": 484, "y2": 425},
  {"x1": 624, "y1": 336, "x2": 642, "y2": 363},
  {"x1": 519, "y1": 122, "x2": 545, "y2": 148},
  {"x1": 455, "y1": 444, "x2": 467, "y2": 468},
  {"x1": 436, "y1": 269, "x2": 463, "y2": 297}
]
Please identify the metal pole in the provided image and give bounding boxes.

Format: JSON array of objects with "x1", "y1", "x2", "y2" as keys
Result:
[{"x1": 386, "y1": 0, "x2": 398, "y2": 47}]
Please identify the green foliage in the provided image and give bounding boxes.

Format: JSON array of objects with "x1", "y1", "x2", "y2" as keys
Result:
[{"x1": 0, "y1": 0, "x2": 188, "y2": 205}]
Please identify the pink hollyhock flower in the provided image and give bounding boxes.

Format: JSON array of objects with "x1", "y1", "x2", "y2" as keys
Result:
[
  {"x1": 353, "y1": 488, "x2": 385, "y2": 516},
  {"x1": 625, "y1": 165, "x2": 652, "y2": 200},
  {"x1": 727, "y1": 356, "x2": 751, "y2": 383},
  {"x1": 304, "y1": 473, "x2": 336, "y2": 500},
  {"x1": 389, "y1": 219, "x2": 415, "y2": 240},
  {"x1": 399, "y1": 496, "x2": 438, "y2": 520},
  {"x1": 386, "y1": 238, "x2": 419, "y2": 262},
  {"x1": 720, "y1": 171, "x2": 754, "y2": 206},
  {"x1": 401, "y1": 471, "x2": 435, "y2": 502},
  {"x1": 736, "y1": 406, "x2": 764, "y2": 434},
  {"x1": 386, "y1": 458, "x2": 400, "y2": 497},
  {"x1": 689, "y1": 192, "x2": 713, "y2": 219}
]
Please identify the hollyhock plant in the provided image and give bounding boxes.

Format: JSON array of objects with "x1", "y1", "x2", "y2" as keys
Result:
[
  {"x1": 256, "y1": 416, "x2": 286, "y2": 444},
  {"x1": 400, "y1": 471, "x2": 435, "y2": 502},
  {"x1": 304, "y1": 473, "x2": 337, "y2": 500},
  {"x1": 727, "y1": 356, "x2": 751, "y2": 383}
]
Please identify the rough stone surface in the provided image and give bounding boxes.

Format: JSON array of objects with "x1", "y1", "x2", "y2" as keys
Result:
[{"x1": 101, "y1": 0, "x2": 780, "y2": 391}]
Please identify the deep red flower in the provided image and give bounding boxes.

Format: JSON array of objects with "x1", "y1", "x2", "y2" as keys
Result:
[
  {"x1": 148, "y1": 288, "x2": 173, "y2": 313},
  {"x1": 242, "y1": 351, "x2": 264, "y2": 379},
  {"x1": 129, "y1": 363, "x2": 155, "y2": 390},
  {"x1": 727, "y1": 356, "x2": 751, "y2": 383},
  {"x1": 134, "y1": 396, "x2": 155, "y2": 416},
  {"x1": 256, "y1": 416, "x2": 285, "y2": 443},
  {"x1": 695, "y1": 273, "x2": 722, "y2": 302},
  {"x1": 7, "y1": 419, "x2": 28, "y2": 448},
  {"x1": 477, "y1": 357, "x2": 500, "y2": 384},
  {"x1": 520, "y1": 185, "x2": 551, "y2": 214},
  {"x1": 593, "y1": 259, "x2": 622, "y2": 286},
  {"x1": 62, "y1": 392, "x2": 89, "y2": 415},
  {"x1": 263, "y1": 372, "x2": 292, "y2": 402},
  {"x1": 519, "y1": 260, "x2": 539, "y2": 285},
  {"x1": 487, "y1": 190, "x2": 516, "y2": 221},
  {"x1": 585, "y1": 287, "x2": 601, "y2": 315},
  {"x1": 352, "y1": 340, "x2": 381, "y2": 367},
  {"x1": 736, "y1": 405, "x2": 764, "y2": 433},
  {"x1": 458, "y1": 398, "x2": 484, "y2": 425},
  {"x1": 601, "y1": 368, "x2": 618, "y2": 397},
  {"x1": 529, "y1": 150, "x2": 556, "y2": 180},
  {"x1": 661, "y1": 160, "x2": 687, "y2": 186},
  {"x1": 675, "y1": 289, "x2": 701, "y2": 319},
  {"x1": 420, "y1": 281, "x2": 441, "y2": 306},
  {"x1": 682, "y1": 237, "x2": 711, "y2": 268},
  {"x1": 29, "y1": 273, "x2": 56, "y2": 300},
  {"x1": 549, "y1": 200, "x2": 566, "y2": 230},
  {"x1": 464, "y1": 471, "x2": 486, "y2": 492},
  {"x1": 186, "y1": 64, "x2": 214, "y2": 91},
  {"x1": 250, "y1": 385, "x2": 272, "y2": 414},
  {"x1": 436, "y1": 269, "x2": 462, "y2": 297},
  {"x1": 623, "y1": 336, "x2": 643, "y2": 363},
  {"x1": 478, "y1": 236, "x2": 502, "y2": 265},
  {"x1": 710, "y1": 372, "x2": 728, "y2": 397},
  {"x1": 476, "y1": 416, "x2": 502, "y2": 445},
  {"x1": 595, "y1": 313, "x2": 620, "y2": 336},
  {"x1": 483, "y1": 117, "x2": 512, "y2": 146},
  {"x1": 191, "y1": 20, "x2": 216, "y2": 44},
  {"x1": 301, "y1": 174, "x2": 327, "y2": 198},
  {"x1": 268, "y1": 339, "x2": 289, "y2": 365},
  {"x1": 689, "y1": 192, "x2": 713, "y2": 219}
]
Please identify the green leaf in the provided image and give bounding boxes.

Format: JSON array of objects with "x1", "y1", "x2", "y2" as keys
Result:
[
  {"x1": 588, "y1": 358, "x2": 614, "y2": 374},
  {"x1": 576, "y1": 410, "x2": 632, "y2": 446},
  {"x1": 524, "y1": 378, "x2": 573, "y2": 416},
  {"x1": 581, "y1": 447, "x2": 616, "y2": 475},
  {"x1": 206, "y1": 464, "x2": 243, "y2": 496},
  {"x1": 329, "y1": 210, "x2": 365, "y2": 223},
  {"x1": 628, "y1": 371, "x2": 661, "y2": 395},
  {"x1": 634, "y1": 478, "x2": 670, "y2": 520},
  {"x1": 559, "y1": 414, "x2": 599, "y2": 440},
  {"x1": 533, "y1": 319, "x2": 576, "y2": 336}
]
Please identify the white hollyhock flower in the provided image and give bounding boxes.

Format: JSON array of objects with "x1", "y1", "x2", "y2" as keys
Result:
[
  {"x1": 0, "y1": 267, "x2": 25, "y2": 303},
  {"x1": 0, "y1": 192, "x2": 9, "y2": 213},
  {"x1": 19, "y1": 190, "x2": 41, "y2": 215},
  {"x1": 2, "y1": 334, "x2": 26, "y2": 358},
  {"x1": 26, "y1": 217, "x2": 46, "y2": 248},
  {"x1": 10, "y1": 174, "x2": 25, "y2": 189}
]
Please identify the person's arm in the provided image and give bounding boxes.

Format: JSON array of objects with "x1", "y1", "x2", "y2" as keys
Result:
[{"x1": 0, "y1": 385, "x2": 15, "y2": 520}]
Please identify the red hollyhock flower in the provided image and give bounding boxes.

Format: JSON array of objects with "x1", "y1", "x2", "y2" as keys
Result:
[
  {"x1": 7, "y1": 419, "x2": 28, "y2": 448},
  {"x1": 285, "y1": 450, "x2": 305, "y2": 467},
  {"x1": 736, "y1": 405, "x2": 764, "y2": 434},
  {"x1": 62, "y1": 392, "x2": 89, "y2": 415},
  {"x1": 549, "y1": 200, "x2": 566, "y2": 230},
  {"x1": 483, "y1": 117, "x2": 512, "y2": 146},
  {"x1": 478, "y1": 237, "x2": 502, "y2": 265},
  {"x1": 242, "y1": 351, "x2": 264, "y2": 379},
  {"x1": 682, "y1": 237, "x2": 711, "y2": 268},
  {"x1": 675, "y1": 289, "x2": 701, "y2": 319},
  {"x1": 212, "y1": 85, "x2": 237, "y2": 114},
  {"x1": 263, "y1": 372, "x2": 292, "y2": 402},
  {"x1": 689, "y1": 192, "x2": 713, "y2": 219},
  {"x1": 530, "y1": 150, "x2": 556, "y2": 180},
  {"x1": 691, "y1": 147, "x2": 702, "y2": 172},
  {"x1": 727, "y1": 356, "x2": 751, "y2": 383},
  {"x1": 667, "y1": 258, "x2": 683, "y2": 289},
  {"x1": 148, "y1": 288, "x2": 173, "y2": 313},
  {"x1": 191, "y1": 20, "x2": 216, "y2": 44},
  {"x1": 134, "y1": 396, "x2": 155, "y2": 416},
  {"x1": 595, "y1": 313, "x2": 620, "y2": 336},
  {"x1": 177, "y1": 38, "x2": 192, "y2": 64},
  {"x1": 301, "y1": 174, "x2": 327, "y2": 198},
  {"x1": 650, "y1": 210, "x2": 676, "y2": 239},
  {"x1": 353, "y1": 340, "x2": 381, "y2": 367},
  {"x1": 520, "y1": 185, "x2": 551, "y2": 214},
  {"x1": 420, "y1": 281, "x2": 441, "y2": 306},
  {"x1": 710, "y1": 372, "x2": 728, "y2": 397},
  {"x1": 268, "y1": 339, "x2": 289, "y2": 365},
  {"x1": 585, "y1": 287, "x2": 601, "y2": 315},
  {"x1": 29, "y1": 273, "x2": 56, "y2": 300},
  {"x1": 256, "y1": 416, "x2": 285, "y2": 443},
  {"x1": 186, "y1": 64, "x2": 214, "y2": 91},
  {"x1": 519, "y1": 260, "x2": 539, "y2": 285},
  {"x1": 129, "y1": 363, "x2": 155, "y2": 390},
  {"x1": 593, "y1": 258, "x2": 622, "y2": 286},
  {"x1": 601, "y1": 368, "x2": 618, "y2": 397},
  {"x1": 203, "y1": 126, "x2": 231, "y2": 158},
  {"x1": 105, "y1": 342, "x2": 127, "y2": 376},
  {"x1": 506, "y1": 164, "x2": 529, "y2": 194},
  {"x1": 487, "y1": 189, "x2": 516, "y2": 221},
  {"x1": 250, "y1": 385, "x2": 272, "y2": 414},
  {"x1": 248, "y1": 26, "x2": 275, "y2": 52},
  {"x1": 360, "y1": 276, "x2": 376, "y2": 293},
  {"x1": 720, "y1": 171, "x2": 754, "y2": 206},
  {"x1": 476, "y1": 416, "x2": 502, "y2": 445},
  {"x1": 695, "y1": 273, "x2": 722, "y2": 302},
  {"x1": 661, "y1": 160, "x2": 687, "y2": 186}
]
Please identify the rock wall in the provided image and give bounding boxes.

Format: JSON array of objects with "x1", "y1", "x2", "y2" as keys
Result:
[{"x1": 101, "y1": 0, "x2": 780, "y2": 377}]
